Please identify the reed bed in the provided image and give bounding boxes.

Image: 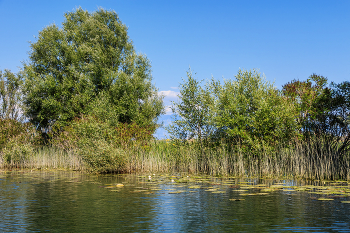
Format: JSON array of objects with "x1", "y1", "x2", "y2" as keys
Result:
[
  {"x1": 1, "y1": 138, "x2": 349, "y2": 180},
  {"x1": 123, "y1": 138, "x2": 350, "y2": 180},
  {"x1": 0, "y1": 147, "x2": 84, "y2": 171}
]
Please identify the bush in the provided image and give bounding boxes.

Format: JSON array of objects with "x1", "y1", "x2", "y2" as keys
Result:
[
  {"x1": 77, "y1": 138, "x2": 126, "y2": 173},
  {"x1": 51, "y1": 115, "x2": 155, "y2": 172},
  {"x1": 2, "y1": 139, "x2": 34, "y2": 165},
  {"x1": 0, "y1": 119, "x2": 37, "y2": 166},
  {"x1": 0, "y1": 119, "x2": 29, "y2": 150}
]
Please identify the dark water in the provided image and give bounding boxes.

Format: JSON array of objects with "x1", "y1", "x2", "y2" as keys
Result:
[{"x1": 0, "y1": 171, "x2": 350, "y2": 232}]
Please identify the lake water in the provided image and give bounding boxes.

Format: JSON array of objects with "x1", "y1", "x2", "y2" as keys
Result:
[{"x1": 1, "y1": 170, "x2": 350, "y2": 232}]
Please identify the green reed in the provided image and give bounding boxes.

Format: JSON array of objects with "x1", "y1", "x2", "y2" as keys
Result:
[{"x1": 1, "y1": 136, "x2": 349, "y2": 180}]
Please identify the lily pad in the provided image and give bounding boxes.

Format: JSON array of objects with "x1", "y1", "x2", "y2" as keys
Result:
[
  {"x1": 188, "y1": 185, "x2": 201, "y2": 189},
  {"x1": 211, "y1": 191, "x2": 226, "y2": 194},
  {"x1": 318, "y1": 198, "x2": 334, "y2": 201}
]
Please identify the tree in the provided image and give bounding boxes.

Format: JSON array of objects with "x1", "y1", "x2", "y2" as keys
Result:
[
  {"x1": 0, "y1": 69, "x2": 24, "y2": 122},
  {"x1": 167, "y1": 69, "x2": 214, "y2": 141},
  {"x1": 329, "y1": 81, "x2": 350, "y2": 154},
  {"x1": 23, "y1": 8, "x2": 163, "y2": 131},
  {"x1": 282, "y1": 74, "x2": 328, "y2": 135},
  {"x1": 168, "y1": 69, "x2": 298, "y2": 152},
  {"x1": 215, "y1": 69, "x2": 298, "y2": 150}
]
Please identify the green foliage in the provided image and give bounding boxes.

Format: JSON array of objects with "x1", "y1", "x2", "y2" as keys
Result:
[
  {"x1": 51, "y1": 115, "x2": 155, "y2": 172},
  {"x1": 216, "y1": 69, "x2": 298, "y2": 150},
  {"x1": 311, "y1": 80, "x2": 350, "y2": 138},
  {"x1": 169, "y1": 69, "x2": 299, "y2": 155},
  {"x1": 0, "y1": 119, "x2": 34, "y2": 151},
  {"x1": 23, "y1": 7, "x2": 163, "y2": 131},
  {"x1": 168, "y1": 69, "x2": 214, "y2": 141},
  {"x1": 0, "y1": 118, "x2": 36, "y2": 165},
  {"x1": 77, "y1": 138, "x2": 126, "y2": 173},
  {"x1": 282, "y1": 75, "x2": 350, "y2": 160},
  {"x1": 2, "y1": 140, "x2": 34, "y2": 165},
  {"x1": 0, "y1": 70, "x2": 24, "y2": 122},
  {"x1": 282, "y1": 74, "x2": 329, "y2": 134}
]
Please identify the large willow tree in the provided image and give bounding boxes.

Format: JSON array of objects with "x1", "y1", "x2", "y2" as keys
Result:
[{"x1": 23, "y1": 8, "x2": 163, "y2": 131}]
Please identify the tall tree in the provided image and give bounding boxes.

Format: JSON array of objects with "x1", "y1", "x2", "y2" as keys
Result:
[
  {"x1": 23, "y1": 8, "x2": 163, "y2": 131},
  {"x1": 167, "y1": 69, "x2": 214, "y2": 141},
  {"x1": 0, "y1": 69, "x2": 24, "y2": 122}
]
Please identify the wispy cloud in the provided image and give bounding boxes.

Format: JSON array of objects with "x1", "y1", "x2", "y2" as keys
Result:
[
  {"x1": 159, "y1": 90, "x2": 180, "y2": 115},
  {"x1": 163, "y1": 106, "x2": 171, "y2": 115},
  {"x1": 158, "y1": 90, "x2": 179, "y2": 98}
]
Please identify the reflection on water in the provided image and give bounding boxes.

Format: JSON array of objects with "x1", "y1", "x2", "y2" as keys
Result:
[{"x1": 0, "y1": 171, "x2": 350, "y2": 232}]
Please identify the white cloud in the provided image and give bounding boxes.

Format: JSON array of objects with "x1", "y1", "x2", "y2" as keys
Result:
[
  {"x1": 158, "y1": 90, "x2": 180, "y2": 115},
  {"x1": 158, "y1": 90, "x2": 179, "y2": 98},
  {"x1": 158, "y1": 90, "x2": 181, "y2": 115},
  {"x1": 164, "y1": 105, "x2": 173, "y2": 115}
]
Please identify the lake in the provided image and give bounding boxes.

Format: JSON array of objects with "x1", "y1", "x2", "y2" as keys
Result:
[{"x1": 1, "y1": 170, "x2": 350, "y2": 232}]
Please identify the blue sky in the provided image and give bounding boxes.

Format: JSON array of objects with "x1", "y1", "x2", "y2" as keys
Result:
[{"x1": 1, "y1": 0, "x2": 349, "y2": 138}]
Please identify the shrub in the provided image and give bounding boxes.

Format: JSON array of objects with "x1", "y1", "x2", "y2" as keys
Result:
[
  {"x1": 0, "y1": 119, "x2": 37, "y2": 166},
  {"x1": 51, "y1": 115, "x2": 155, "y2": 172},
  {"x1": 2, "y1": 139, "x2": 34, "y2": 165}
]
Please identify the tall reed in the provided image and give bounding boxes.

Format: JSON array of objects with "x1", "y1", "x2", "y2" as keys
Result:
[
  {"x1": 1, "y1": 137, "x2": 349, "y2": 180},
  {"x1": 0, "y1": 147, "x2": 84, "y2": 171}
]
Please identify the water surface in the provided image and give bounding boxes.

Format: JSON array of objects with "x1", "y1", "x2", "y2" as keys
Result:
[{"x1": 1, "y1": 171, "x2": 350, "y2": 232}]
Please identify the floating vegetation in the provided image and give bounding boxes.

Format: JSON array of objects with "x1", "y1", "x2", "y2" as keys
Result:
[
  {"x1": 318, "y1": 198, "x2": 334, "y2": 201},
  {"x1": 211, "y1": 191, "x2": 226, "y2": 194},
  {"x1": 169, "y1": 191, "x2": 185, "y2": 194},
  {"x1": 261, "y1": 188, "x2": 274, "y2": 192},
  {"x1": 205, "y1": 188, "x2": 219, "y2": 192},
  {"x1": 239, "y1": 193, "x2": 259, "y2": 196},
  {"x1": 5, "y1": 171, "x2": 350, "y2": 208},
  {"x1": 150, "y1": 188, "x2": 162, "y2": 191},
  {"x1": 188, "y1": 185, "x2": 201, "y2": 189}
]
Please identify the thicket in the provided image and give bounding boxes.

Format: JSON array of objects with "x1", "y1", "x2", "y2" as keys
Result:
[
  {"x1": 168, "y1": 69, "x2": 350, "y2": 179},
  {"x1": 1, "y1": 8, "x2": 350, "y2": 179}
]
